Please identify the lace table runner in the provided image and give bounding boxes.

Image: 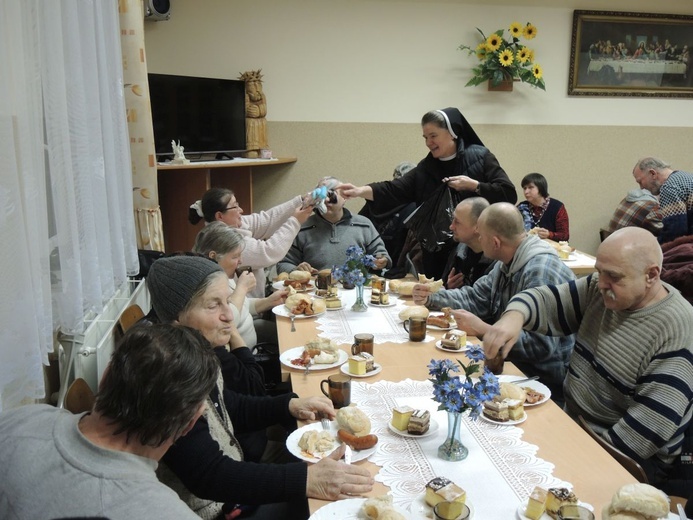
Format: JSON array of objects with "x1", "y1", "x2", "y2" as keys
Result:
[
  {"x1": 314, "y1": 288, "x2": 435, "y2": 345},
  {"x1": 352, "y1": 379, "x2": 571, "y2": 518}
]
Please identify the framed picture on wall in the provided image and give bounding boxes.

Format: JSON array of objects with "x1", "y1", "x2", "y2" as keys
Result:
[{"x1": 568, "y1": 10, "x2": 693, "y2": 98}]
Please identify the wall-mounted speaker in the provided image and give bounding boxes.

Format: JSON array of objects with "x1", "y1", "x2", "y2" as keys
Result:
[{"x1": 144, "y1": 0, "x2": 171, "y2": 22}]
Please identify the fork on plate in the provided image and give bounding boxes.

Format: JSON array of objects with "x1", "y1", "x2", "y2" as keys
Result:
[
  {"x1": 319, "y1": 413, "x2": 330, "y2": 431},
  {"x1": 289, "y1": 312, "x2": 296, "y2": 332}
]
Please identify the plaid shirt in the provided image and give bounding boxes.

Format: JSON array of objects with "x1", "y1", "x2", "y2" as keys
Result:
[
  {"x1": 429, "y1": 235, "x2": 576, "y2": 398},
  {"x1": 658, "y1": 170, "x2": 693, "y2": 244},
  {"x1": 607, "y1": 198, "x2": 662, "y2": 235}
]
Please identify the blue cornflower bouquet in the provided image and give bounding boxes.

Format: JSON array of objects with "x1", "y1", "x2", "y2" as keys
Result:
[
  {"x1": 428, "y1": 345, "x2": 500, "y2": 419},
  {"x1": 331, "y1": 245, "x2": 376, "y2": 287}
]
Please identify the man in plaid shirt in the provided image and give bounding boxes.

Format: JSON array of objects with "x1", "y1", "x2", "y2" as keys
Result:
[
  {"x1": 412, "y1": 203, "x2": 576, "y2": 404},
  {"x1": 632, "y1": 157, "x2": 693, "y2": 244},
  {"x1": 607, "y1": 188, "x2": 662, "y2": 236}
]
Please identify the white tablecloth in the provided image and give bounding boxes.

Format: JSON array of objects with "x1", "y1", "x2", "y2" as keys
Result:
[
  {"x1": 315, "y1": 287, "x2": 435, "y2": 346},
  {"x1": 352, "y1": 379, "x2": 571, "y2": 518}
]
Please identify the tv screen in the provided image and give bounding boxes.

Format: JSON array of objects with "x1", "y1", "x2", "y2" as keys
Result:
[{"x1": 148, "y1": 73, "x2": 246, "y2": 160}]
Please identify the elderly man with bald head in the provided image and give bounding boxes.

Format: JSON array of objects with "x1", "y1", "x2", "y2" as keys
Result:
[
  {"x1": 413, "y1": 202, "x2": 576, "y2": 402},
  {"x1": 484, "y1": 227, "x2": 693, "y2": 490}
]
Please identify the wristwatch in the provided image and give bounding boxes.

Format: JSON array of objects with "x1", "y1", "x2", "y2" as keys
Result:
[{"x1": 474, "y1": 183, "x2": 481, "y2": 194}]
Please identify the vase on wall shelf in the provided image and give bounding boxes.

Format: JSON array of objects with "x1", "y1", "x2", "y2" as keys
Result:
[
  {"x1": 487, "y1": 76, "x2": 518, "y2": 92},
  {"x1": 351, "y1": 284, "x2": 368, "y2": 312},
  {"x1": 438, "y1": 411, "x2": 468, "y2": 461}
]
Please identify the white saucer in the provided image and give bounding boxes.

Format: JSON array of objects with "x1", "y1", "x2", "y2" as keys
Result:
[
  {"x1": 435, "y1": 340, "x2": 473, "y2": 353},
  {"x1": 272, "y1": 305, "x2": 325, "y2": 319},
  {"x1": 279, "y1": 347, "x2": 348, "y2": 371},
  {"x1": 368, "y1": 299, "x2": 398, "y2": 308},
  {"x1": 426, "y1": 311, "x2": 457, "y2": 330},
  {"x1": 340, "y1": 363, "x2": 382, "y2": 378},
  {"x1": 387, "y1": 418, "x2": 439, "y2": 438},
  {"x1": 480, "y1": 410, "x2": 527, "y2": 426},
  {"x1": 325, "y1": 304, "x2": 344, "y2": 311}
]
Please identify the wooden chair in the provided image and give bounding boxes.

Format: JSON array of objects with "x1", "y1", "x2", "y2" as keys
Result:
[
  {"x1": 577, "y1": 415, "x2": 648, "y2": 483},
  {"x1": 117, "y1": 303, "x2": 145, "y2": 336},
  {"x1": 599, "y1": 227, "x2": 612, "y2": 242},
  {"x1": 64, "y1": 377, "x2": 95, "y2": 414}
]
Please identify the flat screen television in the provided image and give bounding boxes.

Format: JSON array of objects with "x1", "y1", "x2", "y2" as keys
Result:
[{"x1": 148, "y1": 73, "x2": 246, "y2": 160}]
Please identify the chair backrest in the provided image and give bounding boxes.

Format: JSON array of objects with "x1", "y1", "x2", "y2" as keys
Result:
[
  {"x1": 599, "y1": 227, "x2": 612, "y2": 242},
  {"x1": 117, "y1": 304, "x2": 145, "y2": 336},
  {"x1": 577, "y1": 414, "x2": 648, "y2": 483},
  {"x1": 64, "y1": 377, "x2": 95, "y2": 414}
]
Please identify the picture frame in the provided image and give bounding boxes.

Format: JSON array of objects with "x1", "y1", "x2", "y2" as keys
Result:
[{"x1": 568, "y1": 10, "x2": 693, "y2": 98}]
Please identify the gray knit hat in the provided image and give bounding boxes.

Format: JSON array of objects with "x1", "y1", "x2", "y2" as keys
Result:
[{"x1": 146, "y1": 256, "x2": 224, "y2": 323}]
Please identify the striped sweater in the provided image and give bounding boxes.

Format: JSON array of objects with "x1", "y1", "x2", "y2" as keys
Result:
[{"x1": 505, "y1": 276, "x2": 693, "y2": 465}]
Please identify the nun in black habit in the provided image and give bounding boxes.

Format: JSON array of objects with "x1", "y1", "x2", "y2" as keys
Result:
[{"x1": 339, "y1": 107, "x2": 517, "y2": 278}]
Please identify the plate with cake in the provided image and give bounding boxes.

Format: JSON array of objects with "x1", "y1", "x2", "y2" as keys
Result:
[
  {"x1": 368, "y1": 288, "x2": 396, "y2": 307},
  {"x1": 287, "y1": 422, "x2": 376, "y2": 464},
  {"x1": 498, "y1": 375, "x2": 551, "y2": 407},
  {"x1": 435, "y1": 339, "x2": 473, "y2": 353},
  {"x1": 409, "y1": 489, "x2": 474, "y2": 519},
  {"x1": 280, "y1": 345, "x2": 348, "y2": 371},
  {"x1": 481, "y1": 397, "x2": 528, "y2": 425},
  {"x1": 516, "y1": 486, "x2": 592, "y2": 520},
  {"x1": 388, "y1": 407, "x2": 439, "y2": 438},
  {"x1": 341, "y1": 362, "x2": 382, "y2": 378}
]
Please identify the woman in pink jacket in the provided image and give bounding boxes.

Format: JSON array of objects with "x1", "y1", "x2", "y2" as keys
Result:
[{"x1": 189, "y1": 187, "x2": 313, "y2": 297}]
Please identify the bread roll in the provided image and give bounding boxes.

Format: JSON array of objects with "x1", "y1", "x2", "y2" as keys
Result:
[
  {"x1": 274, "y1": 272, "x2": 289, "y2": 281},
  {"x1": 289, "y1": 270, "x2": 312, "y2": 282},
  {"x1": 336, "y1": 406, "x2": 371, "y2": 436},
  {"x1": 311, "y1": 298, "x2": 326, "y2": 314},
  {"x1": 285, "y1": 293, "x2": 311, "y2": 310},
  {"x1": 500, "y1": 382, "x2": 527, "y2": 402},
  {"x1": 394, "y1": 281, "x2": 417, "y2": 295},
  {"x1": 398, "y1": 306, "x2": 430, "y2": 321},
  {"x1": 608, "y1": 483, "x2": 669, "y2": 520}
]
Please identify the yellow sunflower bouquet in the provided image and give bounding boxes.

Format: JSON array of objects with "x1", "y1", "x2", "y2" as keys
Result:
[{"x1": 458, "y1": 22, "x2": 545, "y2": 90}]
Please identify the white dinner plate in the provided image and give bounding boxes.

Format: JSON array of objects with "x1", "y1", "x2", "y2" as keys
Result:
[
  {"x1": 271, "y1": 280, "x2": 314, "y2": 292},
  {"x1": 435, "y1": 340, "x2": 473, "y2": 353},
  {"x1": 426, "y1": 312, "x2": 457, "y2": 331},
  {"x1": 387, "y1": 418, "x2": 440, "y2": 438},
  {"x1": 271, "y1": 305, "x2": 325, "y2": 319},
  {"x1": 498, "y1": 375, "x2": 552, "y2": 407},
  {"x1": 340, "y1": 362, "x2": 383, "y2": 378},
  {"x1": 480, "y1": 410, "x2": 527, "y2": 426},
  {"x1": 516, "y1": 499, "x2": 592, "y2": 520},
  {"x1": 309, "y1": 497, "x2": 407, "y2": 520},
  {"x1": 326, "y1": 304, "x2": 344, "y2": 311},
  {"x1": 287, "y1": 422, "x2": 377, "y2": 464},
  {"x1": 368, "y1": 298, "x2": 398, "y2": 308},
  {"x1": 279, "y1": 347, "x2": 348, "y2": 371},
  {"x1": 409, "y1": 492, "x2": 474, "y2": 519}
]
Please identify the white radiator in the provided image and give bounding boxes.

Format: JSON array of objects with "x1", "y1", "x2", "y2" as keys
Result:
[{"x1": 56, "y1": 278, "x2": 150, "y2": 406}]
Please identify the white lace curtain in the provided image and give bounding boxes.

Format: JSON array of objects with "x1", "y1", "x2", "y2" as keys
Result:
[{"x1": 0, "y1": 0, "x2": 138, "y2": 410}]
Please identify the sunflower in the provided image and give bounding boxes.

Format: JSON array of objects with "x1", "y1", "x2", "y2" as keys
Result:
[
  {"x1": 475, "y1": 42, "x2": 487, "y2": 60},
  {"x1": 486, "y1": 34, "x2": 502, "y2": 52},
  {"x1": 532, "y1": 63, "x2": 543, "y2": 79},
  {"x1": 523, "y1": 23, "x2": 537, "y2": 40},
  {"x1": 509, "y1": 22, "x2": 522, "y2": 38},
  {"x1": 526, "y1": 48, "x2": 535, "y2": 62},
  {"x1": 517, "y1": 48, "x2": 530, "y2": 64},
  {"x1": 499, "y1": 49, "x2": 514, "y2": 67}
]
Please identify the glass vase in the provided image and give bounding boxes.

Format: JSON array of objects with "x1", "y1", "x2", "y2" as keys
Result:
[
  {"x1": 351, "y1": 284, "x2": 368, "y2": 312},
  {"x1": 438, "y1": 411, "x2": 468, "y2": 461}
]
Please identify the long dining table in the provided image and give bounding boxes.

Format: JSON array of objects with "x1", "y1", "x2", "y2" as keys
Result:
[{"x1": 275, "y1": 287, "x2": 636, "y2": 518}]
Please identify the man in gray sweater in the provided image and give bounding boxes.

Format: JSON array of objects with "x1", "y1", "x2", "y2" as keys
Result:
[
  {"x1": 0, "y1": 324, "x2": 219, "y2": 520},
  {"x1": 278, "y1": 176, "x2": 391, "y2": 274}
]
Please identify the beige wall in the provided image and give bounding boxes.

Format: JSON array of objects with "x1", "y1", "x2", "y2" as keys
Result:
[{"x1": 144, "y1": 0, "x2": 693, "y2": 254}]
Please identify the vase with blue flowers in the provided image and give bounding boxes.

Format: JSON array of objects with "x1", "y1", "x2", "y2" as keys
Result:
[
  {"x1": 331, "y1": 245, "x2": 376, "y2": 312},
  {"x1": 428, "y1": 347, "x2": 500, "y2": 461}
]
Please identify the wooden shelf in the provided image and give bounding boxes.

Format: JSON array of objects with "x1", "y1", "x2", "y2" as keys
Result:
[{"x1": 157, "y1": 157, "x2": 296, "y2": 252}]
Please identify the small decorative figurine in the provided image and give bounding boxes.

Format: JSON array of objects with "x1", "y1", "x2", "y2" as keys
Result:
[{"x1": 170, "y1": 139, "x2": 190, "y2": 164}]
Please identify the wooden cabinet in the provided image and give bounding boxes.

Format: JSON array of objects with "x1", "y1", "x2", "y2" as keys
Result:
[{"x1": 157, "y1": 157, "x2": 296, "y2": 252}]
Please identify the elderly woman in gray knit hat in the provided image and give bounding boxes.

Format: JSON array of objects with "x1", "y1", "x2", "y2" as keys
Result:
[
  {"x1": 146, "y1": 255, "x2": 265, "y2": 397},
  {"x1": 147, "y1": 258, "x2": 373, "y2": 520}
]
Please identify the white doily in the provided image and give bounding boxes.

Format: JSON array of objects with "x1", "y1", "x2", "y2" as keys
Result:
[
  {"x1": 352, "y1": 379, "x2": 571, "y2": 518},
  {"x1": 314, "y1": 289, "x2": 434, "y2": 345}
]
